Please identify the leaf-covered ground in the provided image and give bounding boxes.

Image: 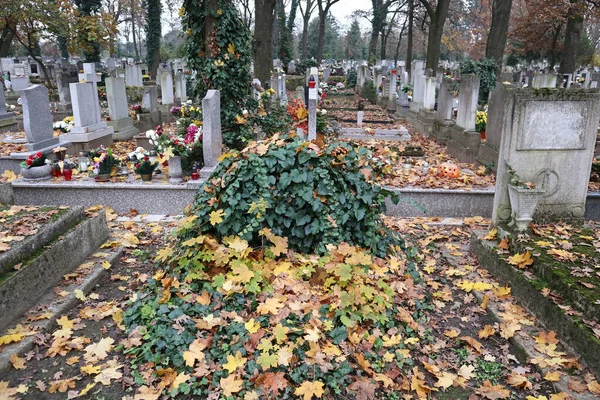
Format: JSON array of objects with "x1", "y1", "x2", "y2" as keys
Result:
[
  {"x1": 0, "y1": 205, "x2": 69, "y2": 253},
  {"x1": 1, "y1": 210, "x2": 598, "y2": 399}
]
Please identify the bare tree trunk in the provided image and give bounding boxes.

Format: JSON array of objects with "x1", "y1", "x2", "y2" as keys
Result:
[
  {"x1": 549, "y1": 25, "x2": 561, "y2": 70},
  {"x1": 316, "y1": 12, "x2": 327, "y2": 62},
  {"x1": 301, "y1": 15, "x2": 310, "y2": 58},
  {"x1": 131, "y1": 0, "x2": 139, "y2": 59},
  {"x1": 485, "y1": 0, "x2": 513, "y2": 70},
  {"x1": 369, "y1": 31, "x2": 379, "y2": 63},
  {"x1": 560, "y1": 0, "x2": 584, "y2": 74},
  {"x1": 406, "y1": 0, "x2": 414, "y2": 79},
  {"x1": 421, "y1": 0, "x2": 451, "y2": 71},
  {"x1": 394, "y1": 23, "x2": 406, "y2": 64},
  {"x1": 254, "y1": 0, "x2": 277, "y2": 83}
]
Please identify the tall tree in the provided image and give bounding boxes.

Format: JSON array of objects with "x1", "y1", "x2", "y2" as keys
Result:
[
  {"x1": 406, "y1": 0, "x2": 413, "y2": 78},
  {"x1": 130, "y1": 0, "x2": 140, "y2": 59},
  {"x1": 299, "y1": 0, "x2": 317, "y2": 58},
  {"x1": 254, "y1": 0, "x2": 277, "y2": 83},
  {"x1": 485, "y1": 0, "x2": 513, "y2": 70},
  {"x1": 316, "y1": 0, "x2": 341, "y2": 63},
  {"x1": 346, "y1": 19, "x2": 363, "y2": 59},
  {"x1": 561, "y1": 0, "x2": 585, "y2": 74},
  {"x1": 76, "y1": 0, "x2": 103, "y2": 62},
  {"x1": 145, "y1": 0, "x2": 161, "y2": 78},
  {"x1": 418, "y1": 0, "x2": 451, "y2": 70},
  {"x1": 369, "y1": 0, "x2": 395, "y2": 61}
]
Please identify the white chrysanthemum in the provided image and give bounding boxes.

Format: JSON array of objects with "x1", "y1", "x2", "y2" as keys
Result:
[{"x1": 145, "y1": 129, "x2": 155, "y2": 138}]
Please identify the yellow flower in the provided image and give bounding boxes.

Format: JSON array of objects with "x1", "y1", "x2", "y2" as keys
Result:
[
  {"x1": 186, "y1": 29, "x2": 192, "y2": 36},
  {"x1": 267, "y1": 88, "x2": 275, "y2": 95},
  {"x1": 217, "y1": 9, "x2": 223, "y2": 15},
  {"x1": 180, "y1": 107, "x2": 186, "y2": 116},
  {"x1": 193, "y1": 120, "x2": 202, "y2": 126},
  {"x1": 178, "y1": 7, "x2": 185, "y2": 17},
  {"x1": 214, "y1": 59, "x2": 225, "y2": 67},
  {"x1": 227, "y1": 43, "x2": 235, "y2": 54}
]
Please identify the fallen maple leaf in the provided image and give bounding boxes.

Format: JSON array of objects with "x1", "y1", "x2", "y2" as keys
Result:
[
  {"x1": 348, "y1": 377, "x2": 377, "y2": 400},
  {"x1": 587, "y1": 380, "x2": 600, "y2": 395},
  {"x1": 544, "y1": 371, "x2": 560, "y2": 382},
  {"x1": 183, "y1": 338, "x2": 207, "y2": 367},
  {"x1": 478, "y1": 325, "x2": 496, "y2": 339},
  {"x1": 83, "y1": 337, "x2": 114, "y2": 363},
  {"x1": 220, "y1": 374, "x2": 243, "y2": 397},
  {"x1": 223, "y1": 351, "x2": 247, "y2": 373},
  {"x1": 506, "y1": 372, "x2": 532, "y2": 390},
  {"x1": 9, "y1": 354, "x2": 25, "y2": 370},
  {"x1": 295, "y1": 380, "x2": 325, "y2": 400},
  {"x1": 507, "y1": 251, "x2": 534, "y2": 269},
  {"x1": 483, "y1": 228, "x2": 498, "y2": 240},
  {"x1": 475, "y1": 380, "x2": 510, "y2": 399}
]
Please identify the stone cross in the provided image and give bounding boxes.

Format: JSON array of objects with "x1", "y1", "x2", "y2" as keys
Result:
[
  {"x1": 456, "y1": 74, "x2": 480, "y2": 131},
  {"x1": 161, "y1": 72, "x2": 174, "y2": 105},
  {"x1": 200, "y1": 90, "x2": 223, "y2": 179},
  {"x1": 307, "y1": 86, "x2": 317, "y2": 141}
]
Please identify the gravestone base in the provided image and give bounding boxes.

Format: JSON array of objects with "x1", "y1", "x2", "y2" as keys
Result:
[
  {"x1": 413, "y1": 109, "x2": 436, "y2": 138},
  {"x1": 62, "y1": 127, "x2": 114, "y2": 156},
  {"x1": 0, "y1": 116, "x2": 17, "y2": 132},
  {"x1": 447, "y1": 126, "x2": 481, "y2": 163},
  {"x1": 158, "y1": 104, "x2": 175, "y2": 123},
  {"x1": 409, "y1": 102, "x2": 422, "y2": 114},
  {"x1": 109, "y1": 117, "x2": 139, "y2": 141},
  {"x1": 135, "y1": 111, "x2": 161, "y2": 133},
  {"x1": 432, "y1": 120, "x2": 453, "y2": 144},
  {"x1": 4, "y1": 93, "x2": 19, "y2": 107},
  {"x1": 476, "y1": 143, "x2": 499, "y2": 172},
  {"x1": 387, "y1": 99, "x2": 397, "y2": 112},
  {"x1": 395, "y1": 104, "x2": 410, "y2": 119},
  {"x1": 200, "y1": 166, "x2": 216, "y2": 180}
]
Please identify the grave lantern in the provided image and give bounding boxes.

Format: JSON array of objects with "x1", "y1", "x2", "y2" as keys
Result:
[{"x1": 308, "y1": 75, "x2": 316, "y2": 89}]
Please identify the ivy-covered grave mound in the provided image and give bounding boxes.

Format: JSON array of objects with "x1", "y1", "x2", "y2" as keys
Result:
[
  {"x1": 121, "y1": 136, "x2": 435, "y2": 398},
  {"x1": 183, "y1": 134, "x2": 399, "y2": 257},
  {"x1": 123, "y1": 226, "x2": 429, "y2": 398}
]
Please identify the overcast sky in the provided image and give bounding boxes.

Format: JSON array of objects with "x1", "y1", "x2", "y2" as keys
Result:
[{"x1": 160, "y1": 0, "x2": 370, "y2": 35}]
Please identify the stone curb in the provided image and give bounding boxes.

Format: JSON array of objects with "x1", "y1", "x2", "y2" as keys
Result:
[
  {"x1": 0, "y1": 206, "x2": 84, "y2": 275},
  {"x1": 0, "y1": 182, "x2": 14, "y2": 205},
  {"x1": 470, "y1": 230, "x2": 600, "y2": 375},
  {"x1": 0, "y1": 246, "x2": 123, "y2": 375},
  {"x1": 0, "y1": 210, "x2": 109, "y2": 333}
]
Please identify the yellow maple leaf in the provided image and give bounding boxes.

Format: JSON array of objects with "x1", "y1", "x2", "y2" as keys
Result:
[
  {"x1": 483, "y1": 228, "x2": 498, "y2": 240},
  {"x1": 79, "y1": 382, "x2": 97, "y2": 396},
  {"x1": 257, "y1": 297, "x2": 284, "y2": 315},
  {"x1": 404, "y1": 337, "x2": 419, "y2": 345},
  {"x1": 588, "y1": 380, "x2": 600, "y2": 395},
  {"x1": 230, "y1": 263, "x2": 254, "y2": 283},
  {"x1": 507, "y1": 251, "x2": 534, "y2": 269},
  {"x1": 493, "y1": 286, "x2": 511, "y2": 298},
  {"x1": 101, "y1": 260, "x2": 111, "y2": 270},
  {"x1": 295, "y1": 380, "x2": 325, "y2": 400},
  {"x1": 444, "y1": 329, "x2": 460, "y2": 338},
  {"x1": 220, "y1": 374, "x2": 243, "y2": 397},
  {"x1": 478, "y1": 325, "x2": 496, "y2": 339},
  {"x1": 1, "y1": 170, "x2": 17, "y2": 182},
  {"x1": 244, "y1": 318, "x2": 260, "y2": 334},
  {"x1": 155, "y1": 247, "x2": 174, "y2": 262},
  {"x1": 544, "y1": 371, "x2": 560, "y2": 382},
  {"x1": 56, "y1": 315, "x2": 74, "y2": 329},
  {"x1": 228, "y1": 237, "x2": 249, "y2": 253},
  {"x1": 223, "y1": 351, "x2": 247, "y2": 373},
  {"x1": 434, "y1": 372, "x2": 456, "y2": 390},
  {"x1": 210, "y1": 209, "x2": 225, "y2": 226},
  {"x1": 227, "y1": 43, "x2": 235, "y2": 54},
  {"x1": 74, "y1": 289, "x2": 87, "y2": 301},
  {"x1": 10, "y1": 354, "x2": 26, "y2": 370},
  {"x1": 81, "y1": 364, "x2": 101, "y2": 375},
  {"x1": 171, "y1": 372, "x2": 190, "y2": 389}
]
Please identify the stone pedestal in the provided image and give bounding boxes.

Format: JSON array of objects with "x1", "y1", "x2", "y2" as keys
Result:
[
  {"x1": 446, "y1": 125, "x2": 482, "y2": 163},
  {"x1": 432, "y1": 120, "x2": 453, "y2": 144},
  {"x1": 109, "y1": 117, "x2": 138, "y2": 141},
  {"x1": 0, "y1": 115, "x2": 17, "y2": 132}
]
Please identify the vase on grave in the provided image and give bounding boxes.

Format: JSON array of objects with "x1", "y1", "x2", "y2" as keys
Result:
[
  {"x1": 168, "y1": 156, "x2": 183, "y2": 182},
  {"x1": 141, "y1": 174, "x2": 153, "y2": 182},
  {"x1": 21, "y1": 164, "x2": 52, "y2": 181},
  {"x1": 507, "y1": 184, "x2": 545, "y2": 232}
]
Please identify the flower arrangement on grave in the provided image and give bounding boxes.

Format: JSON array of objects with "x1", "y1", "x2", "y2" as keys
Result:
[
  {"x1": 20, "y1": 152, "x2": 47, "y2": 169},
  {"x1": 134, "y1": 156, "x2": 158, "y2": 175},
  {"x1": 150, "y1": 126, "x2": 191, "y2": 160},
  {"x1": 97, "y1": 87, "x2": 107, "y2": 101},
  {"x1": 173, "y1": 101, "x2": 202, "y2": 137},
  {"x1": 88, "y1": 146, "x2": 119, "y2": 175},
  {"x1": 287, "y1": 98, "x2": 308, "y2": 131},
  {"x1": 53, "y1": 116, "x2": 75, "y2": 133},
  {"x1": 131, "y1": 104, "x2": 142, "y2": 114},
  {"x1": 476, "y1": 110, "x2": 487, "y2": 133},
  {"x1": 142, "y1": 74, "x2": 150, "y2": 81}
]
